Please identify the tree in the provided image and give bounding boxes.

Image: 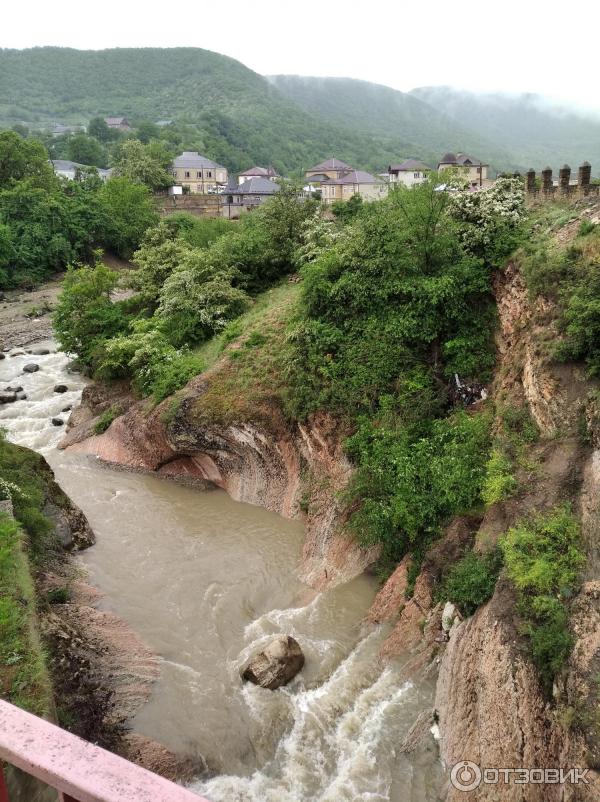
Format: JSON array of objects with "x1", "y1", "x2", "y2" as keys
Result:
[
  {"x1": 135, "y1": 121, "x2": 160, "y2": 144},
  {"x1": 112, "y1": 139, "x2": 171, "y2": 190},
  {"x1": 97, "y1": 177, "x2": 158, "y2": 257},
  {"x1": 54, "y1": 261, "x2": 128, "y2": 368},
  {"x1": 87, "y1": 117, "x2": 117, "y2": 143},
  {"x1": 11, "y1": 124, "x2": 29, "y2": 139},
  {"x1": 66, "y1": 134, "x2": 107, "y2": 168},
  {"x1": 157, "y1": 249, "x2": 250, "y2": 345},
  {"x1": 0, "y1": 179, "x2": 105, "y2": 286},
  {"x1": 0, "y1": 131, "x2": 55, "y2": 189}
]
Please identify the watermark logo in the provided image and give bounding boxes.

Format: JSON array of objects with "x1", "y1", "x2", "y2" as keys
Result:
[
  {"x1": 451, "y1": 761, "x2": 482, "y2": 792},
  {"x1": 450, "y1": 763, "x2": 589, "y2": 792}
]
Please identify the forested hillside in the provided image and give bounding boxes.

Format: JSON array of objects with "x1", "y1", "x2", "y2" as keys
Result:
[
  {"x1": 0, "y1": 48, "x2": 436, "y2": 174},
  {"x1": 268, "y1": 75, "x2": 515, "y2": 169},
  {"x1": 411, "y1": 86, "x2": 600, "y2": 171}
]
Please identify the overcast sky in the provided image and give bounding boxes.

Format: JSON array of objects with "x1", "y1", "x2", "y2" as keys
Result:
[{"x1": 2, "y1": 0, "x2": 598, "y2": 111}]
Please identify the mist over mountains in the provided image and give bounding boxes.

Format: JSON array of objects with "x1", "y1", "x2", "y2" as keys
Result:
[{"x1": 1, "y1": 47, "x2": 598, "y2": 173}]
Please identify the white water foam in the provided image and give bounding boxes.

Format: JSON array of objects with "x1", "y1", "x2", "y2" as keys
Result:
[{"x1": 0, "y1": 341, "x2": 86, "y2": 452}]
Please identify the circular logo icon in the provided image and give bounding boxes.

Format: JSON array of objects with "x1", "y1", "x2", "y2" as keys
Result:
[{"x1": 450, "y1": 761, "x2": 482, "y2": 792}]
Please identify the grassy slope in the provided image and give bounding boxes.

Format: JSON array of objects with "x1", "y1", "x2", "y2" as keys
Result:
[
  {"x1": 186, "y1": 280, "x2": 300, "y2": 426},
  {"x1": 0, "y1": 512, "x2": 53, "y2": 717}
]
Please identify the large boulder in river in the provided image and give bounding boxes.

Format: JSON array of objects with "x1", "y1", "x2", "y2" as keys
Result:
[
  {"x1": 54, "y1": 384, "x2": 68, "y2": 394},
  {"x1": 23, "y1": 363, "x2": 39, "y2": 373},
  {"x1": 0, "y1": 392, "x2": 17, "y2": 404},
  {"x1": 241, "y1": 635, "x2": 304, "y2": 689}
]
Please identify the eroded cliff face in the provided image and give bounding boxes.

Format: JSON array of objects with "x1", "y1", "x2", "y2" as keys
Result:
[
  {"x1": 59, "y1": 224, "x2": 600, "y2": 798},
  {"x1": 61, "y1": 377, "x2": 378, "y2": 588},
  {"x1": 366, "y1": 250, "x2": 600, "y2": 800}
]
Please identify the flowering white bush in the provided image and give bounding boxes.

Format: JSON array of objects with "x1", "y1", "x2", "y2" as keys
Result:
[
  {"x1": 0, "y1": 478, "x2": 26, "y2": 502},
  {"x1": 449, "y1": 177, "x2": 526, "y2": 256},
  {"x1": 294, "y1": 209, "x2": 342, "y2": 268}
]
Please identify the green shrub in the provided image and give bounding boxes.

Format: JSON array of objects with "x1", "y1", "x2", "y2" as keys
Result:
[
  {"x1": 440, "y1": 549, "x2": 502, "y2": 616},
  {"x1": 149, "y1": 352, "x2": 204, "y2": 403},
  {"x1": 501, "y1": 506, "x2": 584, "y2": 691},
  {"x1": 482, "y1": 449, "x2": 518, "y2": 505},
  {"x1": 578, "y1": 219, "x2": 596, "y2": 236},
  {"x1": 93, "y1": 406, "x2": 122, "y2": 435},
  {"x1": 346, "y1": 406, "x2": 492, "y2": 567},
  {"x1": 46, "y1": 587, "x2": 70, "y2": 604}
]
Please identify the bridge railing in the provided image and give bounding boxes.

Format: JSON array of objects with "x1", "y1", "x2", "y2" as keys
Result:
[{"x1": 0, "y1": 699, "x2": 210, "y2": 802}]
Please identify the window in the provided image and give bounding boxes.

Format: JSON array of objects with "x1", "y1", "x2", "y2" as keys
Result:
[
  {"x1": 414, "y1": 172, "x2": 419, "y2": 179},
  {"x1": 477, "y1": 167, "x2": 481, "y2": 173},
  {"x1": 185, "y1": 171, "x2": 190, "y2": 178},
  {"x1": 197, "y1": 171, "x2": 202, "y2": 178},
  {"x1": 172, "y1": 171, "x2": 177, "y2": 178}
]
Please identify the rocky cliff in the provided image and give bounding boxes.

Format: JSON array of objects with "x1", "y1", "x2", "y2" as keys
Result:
[
  {"x1": 59, "y1": 207, "x2": 600, "y2": 799},
  {"x1": 61, "y1": 377, "x2": 379, "y2": 588}
]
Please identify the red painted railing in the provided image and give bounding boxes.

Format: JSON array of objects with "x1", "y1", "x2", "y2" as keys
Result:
[{"x1": 0, "y1": 700, "x2": 211, "y2": 802}]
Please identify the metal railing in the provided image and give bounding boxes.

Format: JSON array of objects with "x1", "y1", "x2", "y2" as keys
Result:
[{"x1": 0, "y1": 700, "x2": 210, "y2": 802}]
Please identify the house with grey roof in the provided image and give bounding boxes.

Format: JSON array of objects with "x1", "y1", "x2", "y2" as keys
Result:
[
  {"x1": 238, "y1": 165, "x2": 279, "y2": 184},
  {"x1": 51, "y1": 123, "x2": 85, "y2": 137},
  {"x1": 388, "y1": 158, "x2": 431, "y2": 187},
  {"x1": 104, "y1": 117, "x2": 132, "y2": 132},
  {"x1": 171, "y1": 151, "x2": 228, "y2": 194},
  {"x1": 438, "y1": 152, "x2": 489, "y2": 188},
  {"x1": 51, "y1": 160, "x2": 112, "y2": 182},
  {"x1": 304, "y1": 157, "x2": 387, "y2": 202},
  {"x1": 305, "y1": 157, "x2": 353, "y2": 182},
  {"x1": 222, "y1": 176, "x2": 280, "y2": 218},
  {"x1": 319, "y1": 169, "x2": 388, "y2": 204}
]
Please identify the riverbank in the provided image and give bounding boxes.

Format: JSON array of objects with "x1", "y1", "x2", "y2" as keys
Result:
[
  {"x1": 0, "y1": 286, "x2": 204, "y2": 783},
  {"x1": 0, "y1": 281, "x2": 446, "y2": 801}
]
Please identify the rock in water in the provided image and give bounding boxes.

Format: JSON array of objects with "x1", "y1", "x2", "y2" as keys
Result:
[
  {"x1": 0, "y1": 392, "x2": 17, "y2": 404},
  {"x1": 241, "y1": 635, "x2": 304, "y2": 689},
  {"x1": 54, "y1": 384, "x2": 68, "y2": 394},
  {"x1": 31, "y1": 348, "x2": 50, "y2": 356},
  {"x1": 51, "y1": 418, "x2": 64, "y2": 427},
  {"x1": 23, "y1": 363, "x2": 39, "y2": 373}
]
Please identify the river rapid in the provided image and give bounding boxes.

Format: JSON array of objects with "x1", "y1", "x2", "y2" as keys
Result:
[{"x1": 0, "y1": 338, "x2": 443, "y2": 801}]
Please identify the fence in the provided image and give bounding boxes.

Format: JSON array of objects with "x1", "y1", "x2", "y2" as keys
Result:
[
  {"x1": 523, "y1": 162, "x2": 599, "y2": 201},
  {"x1": 0, "y1": 700, "x2": 209, "y2": 802}
]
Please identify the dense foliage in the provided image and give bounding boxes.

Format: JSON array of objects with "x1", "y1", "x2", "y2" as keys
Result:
[
  {"x1": 501, "y1": 507, "x2": 584, "y2": 691},
  {"x1": 0, "y1": 131, "x2": 159, "y2": 286},
  {"x1": 0, "y1": 47, "x2": 478, "y2": 175},
  {"x1": 54, "y1": 186, "x2": 314, "y2": 402},
  {"x1": 283, "y1": 178, "x2": 525, "y2": 570},
  {"x1": 440, "y1": 548, "x2": 503, "y2": 617}
]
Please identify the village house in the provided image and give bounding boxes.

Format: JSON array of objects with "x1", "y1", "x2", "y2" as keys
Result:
[
  {"x1": 222, "y1": 176, "x2": 280, "y2": 218},
  {"x1": 305, "y1": 158, "x2": 388, "y2": 203},
  {"x1": 50, "y1": 123, "x2": 85, "y2": 137},
  {"x1": 171, "y1": 151, "x2": 228, "y2": 194},
  {"x1": 319, "y1": 170, "x2": 388, "y2": 203},
  {"x1": 305, "y1": 157, "x2": 353, "y2": 183},
  {"x1": 50, "y1": 160, "x2": 112, "y2": 182},
  {"x1": 438, "y1": 152, "x2": 489, "y2": 188},
  {"x1": 387, "y1": 158, "x2": 430, "y2": 187},
  {"x1": 238, "y1": 165, "x2": 279, "y2": 184},
  {"x1": 104, "y1": 116, "x2": 132, "y2": 132}
]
